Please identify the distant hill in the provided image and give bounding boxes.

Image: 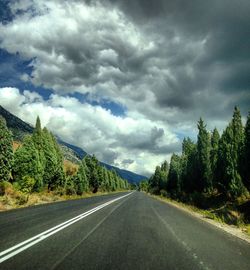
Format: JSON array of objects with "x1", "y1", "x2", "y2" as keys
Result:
[{"x1": 0, "y1": 105, "x2": 146, "y2": 183}]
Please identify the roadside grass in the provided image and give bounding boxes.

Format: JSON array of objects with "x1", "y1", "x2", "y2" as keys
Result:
[
  {"x1": 0, "y1": 181, "x2": 127, "y2": 211},
  {"x1": 149, "y1": 193, "x2": 250, "y2": 237}
]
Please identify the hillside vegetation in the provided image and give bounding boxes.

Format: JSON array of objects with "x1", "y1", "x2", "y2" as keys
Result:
[
  {"x1": 0, "y1": 105, "x2": 146, "y2": 183},
  {"x1": 140, "y1": 107, "x2": 250, "y2": 230},
  {"x1": 0, "y1": 116, "x2": 131, "y2": 210}
]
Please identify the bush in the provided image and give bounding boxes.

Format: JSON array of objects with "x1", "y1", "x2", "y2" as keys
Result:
[
  {"x1": 160, "y1": 189, "x2": 168, "y2": 197},
  {"x1": 15, "y1": 192, "x2": 28, "y2": 205},
  {"x1": 65, "y1": 185, "x2": 76, "y2": 195},
  {"x1": 19, "y1": 176, "x2": 35, "y2": 194},
  {"x1": 189, "y1": 192, "x2": 208, "y2": 209},
  {"x1": 54, "y1": 186, "x2": 65, "y2": 196},
  {"x1": 0, "y1": 181, "x2": 14, "y2": 196}
]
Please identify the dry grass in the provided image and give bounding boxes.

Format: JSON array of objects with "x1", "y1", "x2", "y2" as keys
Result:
[
  {"x1": 0, "y1": 182, "x2": 127, "y2": 212},
  {"x1": 149, "y1": 193, "x2": 250, "y2": 238},
  {"x1": 63, "y1": 160, "x2": 79, "y2": 176}
]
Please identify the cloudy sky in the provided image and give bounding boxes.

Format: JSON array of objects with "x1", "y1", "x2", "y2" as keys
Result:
[{"x1": 0, "y1": 0, "x2": 249, "y2": 176}]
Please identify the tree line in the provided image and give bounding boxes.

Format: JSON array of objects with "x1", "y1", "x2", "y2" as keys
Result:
[
  {"x1": 144, "y1": 107, "x2": 250, "y2": 203},
  {"x1": 0, "y1": 116, "x2": 129, "y2": 195}
]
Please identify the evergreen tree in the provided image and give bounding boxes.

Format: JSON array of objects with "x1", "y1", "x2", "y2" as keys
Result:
[
  {"x1": 42, "y1": 129, "x2": 65, "y2": 190},
  {"x1": 210, "y1": 128, "x2": 220, "y2": 188},
  {"x1": 42, "y1": 128, "x2": 58, "y2": 189},
  {"x1": 197, "y1": 118, "x2": 212, "y2": 192},
  {"x1": 13, "y1": 136, "x2": 43, "y2": 190},
  {"x1": 217, "y1": 107, "x2": 246, "y2": 198},
  {"x1": 32, "y1": 116, "x2": 45, "y2": 186},
  {"x1": 167, "y1": 154, "x2": 181, "y2": 196},
  {"x1": 181, "y1": 138, "x2": 198, "y2": 193},
  {"x1": 103, "y1": 169, "x2": 110, "y2": 191},
  {"x1": 0, "y1": 116, "x2": 13, "y2": 182},
  {"x1": 74, "y1": 159, "x2": 89, "y2": 195},
  {"x1": 149, "y1": 166, "x2": 162, "y2": 194},
  {"x1": 85, "y1": 155, "x2": 99, "y2": 193},
  {"x1": 50, "y1": 132, "x2": 65, "y2": 188}
]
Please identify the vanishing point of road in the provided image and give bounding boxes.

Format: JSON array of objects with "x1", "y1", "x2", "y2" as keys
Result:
[{"x1": 0, "y1": 191, "x2": 249, "y2": 270}]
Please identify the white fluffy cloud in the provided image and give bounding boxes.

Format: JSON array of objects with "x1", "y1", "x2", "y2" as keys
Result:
[{"x1": 0, "y1": 87, "x2": 179, "y2": 176}]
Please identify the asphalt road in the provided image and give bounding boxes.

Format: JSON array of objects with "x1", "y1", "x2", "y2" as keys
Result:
[{"x1": 0, "y1": 191, "x2": 249, "y2": 270}]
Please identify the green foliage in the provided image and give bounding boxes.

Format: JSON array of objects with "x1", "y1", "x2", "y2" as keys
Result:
[
  {"x1": 0, "y1": 181, "x2": 13, "y2": 196},
  {"x1": 167, "y1": 154, "x2": 182, "y2": 196},
  {"x1": 210, "y1": 128, "x2": 220, "y2": 187},
  {"x1": 65, "y1": 176, "x2": 76, "y2": 195},
  {"x1": 1, "y1": 114, "x2": 129, "y2": 198},
  {"x1": 150, "y1": 106, "x2": 249, "y2": 204},
  {"x1": 13, "y1": 136, "x2": 43, "y2": 191},
  {"x1": 148, "y1": 161, "x2": 169, "y2": 194},
  {"x1": 217, "y1": 107, "x2": 246, "y2": 198},
  {"x1": 197, "y1": 118, "x2": 212, "y2": 192},
  {"x1": 0, "y1": 116, "x2": 13, "y2": 183},
  {"x1": 74, "y1": 159, "x2": 89, "y2": 195},
  {"x1": 85, "y1": 155, "x2": 100, "y2": 193},
  {"x1": 42, "y1": 128, "x2": 65, "y2": 190},
  {"x1": 181, "y1": 138, "x2": 198, "y2": 193},
  {"x1": 18, "y1": 176, "x2": 35, "y2": 194}
]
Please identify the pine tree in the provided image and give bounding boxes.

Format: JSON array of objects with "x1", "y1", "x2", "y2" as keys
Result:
[
  {"x1": 50, "y1": 132, "x2": 65, "y2": 188},
  {"x1": 42, "y1": 128, "x2": 65, "y2": 190},
  {"x1": 32, "y1": 116, "x2": 45, "y2": 186},
  {"x1": 217, "y1": 107, "x2": 246, "y2": 198},
  {"x1": 74, "y1": 159, "x2": 89, "y2": 195},
  {"x1": 85, "y1": 155, "x2": 99, "y2": 193},
  {"x1": 42, "y1": 128, "x2": 58, "y2": 189},
  {"x1": 149, "y1": 166, "x2": 162, "y2": 194},
  {"x1": 210, "y1": 128, "x2": 220, "y2": 188},
  {"x1": 197, "y1": 118, "x2": 212, "y2": 192},
  {"x1": 13, "y1": 136, "x2": 43, "y2": 191},
  {"x1": 167, "y1": 154, "x2": 181, "y2": 196},
  {"x1": 0, "y1": 116, "x2": 13, "y2": 183},
  {"x1": 181, "y1": 138, "x2": 198, "y2": 193}
]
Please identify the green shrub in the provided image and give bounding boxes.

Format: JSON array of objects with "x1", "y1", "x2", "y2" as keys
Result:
[
  {"x1": 0, "y1": 181, "x2": 13, "y2": 196},
  {"x1": 19, "y1": 176, "x2": 35, "y2": 194}
]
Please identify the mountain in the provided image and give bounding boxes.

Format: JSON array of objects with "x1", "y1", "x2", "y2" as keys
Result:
[{"x1": 0, "y1": 105, "x2": 146, "y2": 183}]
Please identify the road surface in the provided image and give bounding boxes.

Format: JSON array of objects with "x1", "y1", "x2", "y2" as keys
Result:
[{"x1": 0, "y1": 191, "x2": 249, "y2": 270}]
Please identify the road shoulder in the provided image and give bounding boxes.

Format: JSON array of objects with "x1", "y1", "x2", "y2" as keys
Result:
[{"x1": 148, "y1": 193, "x2": 250, "y2": 244}]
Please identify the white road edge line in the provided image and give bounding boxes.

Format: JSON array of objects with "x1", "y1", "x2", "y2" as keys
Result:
[{"x1": 0, "y1": 192, "x2": 134, "y2": 263}]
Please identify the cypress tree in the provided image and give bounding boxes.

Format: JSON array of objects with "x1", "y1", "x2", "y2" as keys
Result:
[
  {"x1": 41, "y1": 128, "x2": 65, "y2": 190},
  {"x1": 167, "y1": 153, "x2": 181, "y2": 196},
  {"x1": 0, "y1": 116, "x2": 13, "y2": 183},
  {"x1": 13, "y1": 136, "x2": 43, "y2": 190},
  {"x1": 50, "y1": 132, "x2": 65, "y2": 188},
  {"x1": 217, "y1": 107, "x2": 246, "y2": 198},
  {"x1": 181, "y1": 138, "x2": 198, "y2": 193},
  {"x1": 85, "y1": 155, "x2": 99, "y2": 193},
  {"x1": 104, "y1": 169, "x2": 110, "y2": 191},
  {"x1": 32, "y1": 116, "x2": 45, "y2": 186},
  {"x1": 74, "y1": 159, "x2": 89, "y2": 195},
  {"x1": 149, "y1": 166, "x2": 162, "y2": 194},
  {"x1": 197, "y1": 118, "x2": 212, "y2": 192},
  {"x1": 210, "y1": 128, "x2": 220, "y2": 188},
  {"x1": 42, "y1": 128, "x2": 58, "y2": 189}
]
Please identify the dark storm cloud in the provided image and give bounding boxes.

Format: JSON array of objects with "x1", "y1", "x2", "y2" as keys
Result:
[
  {"x1": 110, "y1": 126, "x2": 180, "y2": 155},
  {"x1": 101, "y1": 0, "x2": 250, "y2": 117},
  {"x1": 101, "y1": 149, "x2": 119, "y2": 164}
]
